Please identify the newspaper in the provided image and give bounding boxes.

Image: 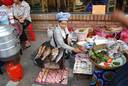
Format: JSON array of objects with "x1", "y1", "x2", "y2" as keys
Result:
[{"x1": 73, "y1": 53, "x2": 93, "y2": 75}]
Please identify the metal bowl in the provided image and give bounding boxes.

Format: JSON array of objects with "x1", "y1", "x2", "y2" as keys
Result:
[{"x1": 89, "y1": 53, "x2": 127, "y2": 70}]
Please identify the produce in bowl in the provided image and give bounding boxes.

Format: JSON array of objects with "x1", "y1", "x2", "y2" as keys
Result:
[{"x1": 89, "y1": 49, "x2": 126, "y2": 70}]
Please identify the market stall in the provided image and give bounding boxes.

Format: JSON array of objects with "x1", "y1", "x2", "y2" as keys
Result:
[{"x1": 32, "y1": 24, "x2": 128, "y2": 86}]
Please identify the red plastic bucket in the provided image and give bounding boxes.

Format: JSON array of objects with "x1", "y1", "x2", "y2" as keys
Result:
[{"x1": 5, "y1": 62, "x2": 23, "y2": 81}]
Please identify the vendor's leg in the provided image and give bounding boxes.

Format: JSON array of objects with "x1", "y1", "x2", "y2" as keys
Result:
[
  {"x1": 112, "y1": 63, "x2": 128, "y2": 86},
  {"x1": 20, "y1": 30, "x2": 28, "y2": 43},
  {"x1": 20, "y1": 30, "x2": 30, "y2": 48}
]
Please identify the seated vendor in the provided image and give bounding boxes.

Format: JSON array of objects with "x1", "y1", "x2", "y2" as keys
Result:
[
  {"x1": 50, "y1": 12, "x2": 82, "y2": 55},
  {"x1": 34, "y1": 12, "x2": 83, "y2": 69},
  {"x1": 13, "y1": 0, "x2": 32, "y2": 49},
  {"x1": 51, "y1": 12, "x2": 83, "y2": 68}
]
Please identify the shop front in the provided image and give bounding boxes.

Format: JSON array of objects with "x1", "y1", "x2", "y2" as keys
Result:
[{"x1": 25, "y1": 0, "x2": 128, "y2": 31}]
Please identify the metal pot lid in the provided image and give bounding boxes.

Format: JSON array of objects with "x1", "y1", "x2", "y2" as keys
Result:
[{"x1": 0, "y1": 25, "x2": 14, "y2": 37}]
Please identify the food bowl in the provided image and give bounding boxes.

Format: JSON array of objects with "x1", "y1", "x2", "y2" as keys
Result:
[{"x1": 89, "y1": 50, "x2": 127, "y2": 70}]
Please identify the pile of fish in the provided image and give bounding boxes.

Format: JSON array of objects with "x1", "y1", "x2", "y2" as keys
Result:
[{"x1": 34, "y1": 44, "x2": 60, "y2": 63}]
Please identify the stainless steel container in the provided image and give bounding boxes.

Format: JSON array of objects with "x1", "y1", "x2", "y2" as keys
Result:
[{"x1": 0, "y1": 25, "x2": 21, "y2": 60}]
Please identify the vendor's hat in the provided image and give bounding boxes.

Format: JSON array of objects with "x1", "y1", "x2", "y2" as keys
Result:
[
  {"x1": 56, "y1": 12, "x2": 71, "y2": 21},
  {"x1": 2, "y1": 0, "x2": 13, "y2": 6}
]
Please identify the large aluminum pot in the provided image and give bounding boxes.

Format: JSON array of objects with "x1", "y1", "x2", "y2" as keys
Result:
[{"x1": 0, "y1": 25, "x2": 21, "y2": 60}]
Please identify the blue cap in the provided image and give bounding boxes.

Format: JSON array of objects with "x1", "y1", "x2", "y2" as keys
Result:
[{"x1": 56, "y1": 12, "x2": 71, "y2": 21}]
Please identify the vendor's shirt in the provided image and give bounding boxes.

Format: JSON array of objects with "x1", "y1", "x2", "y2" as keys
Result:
[
  {"x1": 13, "y1": 1, "x2": 31, "y2": 22},
  {"x1": 50, "y1": 25, "x2": 74, "y2": 52}
]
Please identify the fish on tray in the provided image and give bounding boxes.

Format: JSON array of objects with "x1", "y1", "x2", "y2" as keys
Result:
[
  {"x1": 35, "y1": 45, "x2": 46, "y2": 59},
  {"x1": 55, "y1": 49, "x2": 64, "y2": 63},
  {"x1": 35, "y1": 46, "x2": 42, "y2": 59},
  {"x1": 51, "y1": 48, "x2": 59, "y2": 61},
  {"x1": 41, "y1": 47, "x2": 51, "y2": 61}
]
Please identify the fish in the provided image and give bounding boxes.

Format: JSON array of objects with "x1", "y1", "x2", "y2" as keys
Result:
[
  {"x1": 51, "y1": 48, "x2": 59, "y2": 61},
  {"x1": 55, "y1": 49, "x2": 64, "y2": 63},
  {"x1": 40, "y1": 45, "x2": 46, "y2": 57},
  {"x1": 41, "y1": 47, "x2": 51, "y2": 61},
  {"x1": 35, "y1": 46, "x2": 42, "y2": 59}
]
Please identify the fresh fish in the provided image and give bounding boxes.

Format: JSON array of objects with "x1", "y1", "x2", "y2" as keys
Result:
[
  {"x1": 41, "y1": 47, "x2": 51, "y2": 61},
  {"x1": 35, "y1": 46, "x2": 42, "y2": 59},
  {"x1": 55, "y1": 49, "x2": 64, "y2": 63},
  {"x1": 51, "y1": 48, "x2": 59, "y2": 61},
  {"x1": 40, "y1": 45, "x2": 46, "y2": 57}
]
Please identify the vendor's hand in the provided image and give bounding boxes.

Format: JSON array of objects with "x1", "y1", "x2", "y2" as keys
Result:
[
  {"x1": 79, "y1": 46, "x2": 87, "y2": 51},
  {"x1": 19, "y1": 19, "x2": 24, "y2": 23},
  {"x1": 73, "y1": 48, "x2": 82, "y2": 53},
  {"x1": 112, "y1": 10, "x2": 125, "y2": 21},
  {"x1": 16, "y1": 16, "x2": 22, "y2": 20}
]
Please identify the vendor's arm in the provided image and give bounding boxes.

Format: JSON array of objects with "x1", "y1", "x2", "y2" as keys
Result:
[
  {"x1": 54, "y1": 29, "x2": 81, "y2": 53},
  {"x1": 54, "y1": 29, "x2": 74, "y2": 51},
  {"x1": 112, "y1": 10, "x2": 128, "y2": 27}
]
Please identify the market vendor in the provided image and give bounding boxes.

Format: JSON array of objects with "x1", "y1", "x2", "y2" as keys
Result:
[
  {"x1": 13, "y1": 0, "x2": 32, "y2": 49},
  {"x1": 51, "y1": 12, "x2": 83, "y2": 68},
  {"x1": 50, "y1": 12, "x2": 82, "y2": 54},
  {"x1": 112, "y1": 10, "x2": 128, "y2": 27},
  {"x1": 34, "y1": 12, "x2": 83, "y2": 69},
  {"x1": 0, "y1": 0, "x2": 14, "y2": 25}
]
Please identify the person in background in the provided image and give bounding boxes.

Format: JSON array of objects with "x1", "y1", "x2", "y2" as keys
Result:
[
  {"x1": 112, "y1": 10, "x2": 128, "y2": 27},
  {"x1": 13, "y1": 0, "x2": 31, "y2": 49},
  {"x1": 0, "y1": 0, "x2": 14, "y2": 25}
]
